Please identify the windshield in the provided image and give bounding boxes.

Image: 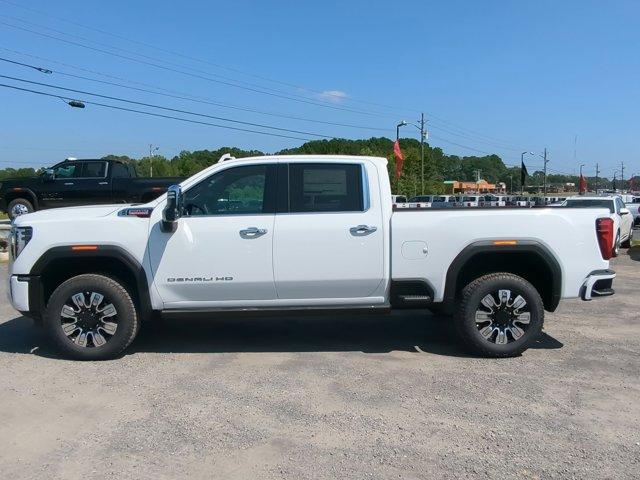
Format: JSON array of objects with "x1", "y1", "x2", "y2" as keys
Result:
[
  {"x1": 564, "y1": 199, "x2": 614, "y2": 213},
  {"x1": 463, "y1": 196, "x2": 477, "y2": 201}
]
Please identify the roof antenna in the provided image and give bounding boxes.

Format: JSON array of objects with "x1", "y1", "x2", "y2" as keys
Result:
[{"x1": 218, "y1": 153, "x2": 235, "y2": 163}]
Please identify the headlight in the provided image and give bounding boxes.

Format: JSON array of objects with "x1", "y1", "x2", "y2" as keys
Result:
[{"x1": 9, "y1": 226, "x2": 33, "y2": 259}]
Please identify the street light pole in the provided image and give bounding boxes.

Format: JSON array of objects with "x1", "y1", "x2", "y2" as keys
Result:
[
  {"x1": 396, "y1": 121, "x2": 407, "y2": 141},
  {"x1": 595, "y1": 163, "x2": 600, "y2": 194},
  {"x1": 542, "y1": 148, "x2": 549, "y2": 196},
  {"x1": 149, "y1": 144, "x2": 159, "y2": 178}
]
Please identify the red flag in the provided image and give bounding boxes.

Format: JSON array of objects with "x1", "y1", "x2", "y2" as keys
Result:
[
  {"x1": 579, "y1": 174, "x2": 587, "y2": 194},
  {"x1": 393, "y1": 140, "x2": 404, "y2": 179}
]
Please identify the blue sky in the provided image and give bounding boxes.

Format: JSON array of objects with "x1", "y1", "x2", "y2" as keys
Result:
[{"x1": 0, "y1": 0, "x2": 638, "y2": 178}]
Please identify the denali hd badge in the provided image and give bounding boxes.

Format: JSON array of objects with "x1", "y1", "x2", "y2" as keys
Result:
[{"x1": 167, "y1": 277, "x2": 233, "y2": 283}]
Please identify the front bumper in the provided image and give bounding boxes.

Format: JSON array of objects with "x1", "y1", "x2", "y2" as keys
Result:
[
  {"x1": 580, "y1": 269, "x2": 616, "y2": 301},
  {"x1": 8, "y1": 275, "x2": 30, "y2": 311},
  {"x1": 8, "y1": 274, "x2": 42, "y2": 319}
]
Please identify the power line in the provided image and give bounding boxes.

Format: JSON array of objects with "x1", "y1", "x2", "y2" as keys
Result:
[
  {"x1": 0, "y1": 0, "x2": 419, "y2": 115},
  {"x1": 0, "y1": 54, "x2": 392, "y2": 133},
  {"x1": 0, "y1": 83, "x2": 315, "y2": 142},
  {"x1": 0, "y1": 56, "x2": 534, "y2": 158},
  {"x1": 0, "y1": 5, "x2": 539, "y2": 148},
  {"x1": 0, "y1": 74, "x2": 337, "y2": 139},
  {"x1": 0, "y1": 19, "x2": 387, "y2": 117}
]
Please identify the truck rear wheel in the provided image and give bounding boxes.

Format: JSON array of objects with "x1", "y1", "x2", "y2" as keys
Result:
[
  {"x1": 44, "y1": 274, "x2": 139, "y2": 360},
  {"x1": 454, "y1": 273, "x2": 544, "y2": 357},
  {"x1": 7, "y1": 198, "x2": 34, "y2": 220}
]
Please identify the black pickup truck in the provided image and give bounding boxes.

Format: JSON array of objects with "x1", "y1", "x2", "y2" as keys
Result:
[{"x1": 0, "y1": 158, "x2": 182, "y2": 220}]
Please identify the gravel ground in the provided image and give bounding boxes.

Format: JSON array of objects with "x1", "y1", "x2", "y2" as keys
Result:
[{"x1": 1, "y1": 251, "x2": 639, "y2": 480}]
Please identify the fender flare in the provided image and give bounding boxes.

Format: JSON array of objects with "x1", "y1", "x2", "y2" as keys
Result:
[
  {"x1": 5, "y1": 187, "x2": 39, "y2": 209},
  {"x1": 443, "y1": 240, "x2": 563, "y2": 311},
  {"x1": 30, "y1": 245, "x2": 153, "y2": 319}
]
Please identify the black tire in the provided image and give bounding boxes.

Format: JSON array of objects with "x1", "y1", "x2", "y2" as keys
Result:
[
  {"x1": 621, "y1": 229, "x2": 631, "y2": 248},
  {"x1": 454, "y1": 273, "x2": 544, "y2": 358},
  {"x1": 7, "y1": 198, "x2": 34, "y2": 220},
  {"x1": 44, "y1": 274, "x2": 139, "y2": 360}
]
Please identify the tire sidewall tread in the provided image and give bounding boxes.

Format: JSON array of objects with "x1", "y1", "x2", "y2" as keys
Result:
[
  {"x1": 454, "y1": 272, "x2": 544, "y2": 358},
  {"x1": 44, "y1": 274, "x2": 139, "y2": 360}
]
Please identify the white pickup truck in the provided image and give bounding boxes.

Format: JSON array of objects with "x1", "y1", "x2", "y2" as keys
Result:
[{"x1": 7, "y1": 155, "x2": 616, "y2": 360}]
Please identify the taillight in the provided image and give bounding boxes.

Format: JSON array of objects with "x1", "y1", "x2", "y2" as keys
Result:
[{"x1": 596, "y1": 218, "x2": 614, "y2": 260}]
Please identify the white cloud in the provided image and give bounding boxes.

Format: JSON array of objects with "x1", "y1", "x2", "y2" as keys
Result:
[{"x1": 316, "y1": 90, "x2": 348, "y2": 103}]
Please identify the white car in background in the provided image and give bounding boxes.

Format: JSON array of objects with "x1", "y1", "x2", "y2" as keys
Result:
[
  {"x1": 563, "y1": 196, "x2": 634, "y2": 254},
  {"x1": 625, "y1": 197, "x2": 640, "y2": 226},
  {"x1": 461, "y1": 195, "x2": 481, "y2": 207}
]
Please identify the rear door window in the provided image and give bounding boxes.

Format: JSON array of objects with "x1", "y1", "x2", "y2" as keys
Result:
[
  {"x1": 288, "y1": 163, "x2": 364, "y2": 213},
  {"x1": 111, "y1": 162, "x2": 131, "y2": 178},
  {"x1": 80, "y1": 162, "x2": 108, "y2": 178}
]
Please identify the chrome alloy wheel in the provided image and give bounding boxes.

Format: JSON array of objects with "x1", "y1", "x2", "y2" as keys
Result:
[
  {"x1": 60, "y1": 292, "x2": 118, "y2": 348},
  {"x1": 474, "y1": 289, "x2": 531, "y2": 345},
  {"x1": 11, "y1": 202, "x2": 29, "y2": 217}
]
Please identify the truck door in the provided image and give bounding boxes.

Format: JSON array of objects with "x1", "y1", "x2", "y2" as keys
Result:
[
  {"x1": 38, "y1": 161, "x2": 80, "y2": 208},
  {"x1": 273, "y1": 162, "x2": 385, "y2": 300},
  {"x1": 148, "y1": 164, "x2": 277, "y2": 306},
  {"x1": 68, "y1": 161, "x2": 112, "y2": 204}
]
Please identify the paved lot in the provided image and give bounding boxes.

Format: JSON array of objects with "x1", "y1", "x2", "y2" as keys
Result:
[{"x1": 1, "y1": 252, "x2": 639, "y2": 480}]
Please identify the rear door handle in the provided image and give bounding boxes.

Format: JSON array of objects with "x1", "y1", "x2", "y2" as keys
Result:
[
  {"x1": 239, "y1": 227, "x2": 268, "y2": 239},
  {"x1": 98, "y1": 182, "x2": 108, "y2": 185},
  {"x1": 64, "y1": 182, "x2": 74, "y2": 186},
  {"x1": 350, "y1": 225, "x2": 377, "y2": 236}
]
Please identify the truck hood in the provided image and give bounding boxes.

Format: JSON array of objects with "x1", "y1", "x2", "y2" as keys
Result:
[{"x1": 13, "y1": 204, "x2": 127, "y2": 226}]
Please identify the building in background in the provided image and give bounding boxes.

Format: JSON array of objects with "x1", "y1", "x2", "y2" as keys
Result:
[{"x1": 444, "y1": 179, "x2": 501, "y2": 194}]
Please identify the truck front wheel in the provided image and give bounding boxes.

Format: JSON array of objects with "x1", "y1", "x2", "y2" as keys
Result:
[
  {"x1": 454, "y1": 273, "x2": 544, "y2": 357},
  {"x1": 7, "y1": 198, "x2": 34, "y2": 220},
  {"x1": 44, "y1": 274, "x2": 140, "y2": 360}
]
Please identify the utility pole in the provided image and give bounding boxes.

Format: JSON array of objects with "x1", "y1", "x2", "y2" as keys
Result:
[
  {"x1": 419, "y1": 113, "x2": 426, "y2": 195},
  {"x1": 149, "y1": 144, "x2": 159, "y2": 178},
  {"x1": 542, "y1": 148, "x2": 549, "y2": 196},
  {"x1": 595, "y1": 163, "x2": 600, "y2": 194},
  {"x1": 620, "y1": 161, "x2": 625, "y2": 192},
  {"x1": 474, "y1": 169, "x2": 482, "y2": 193}
]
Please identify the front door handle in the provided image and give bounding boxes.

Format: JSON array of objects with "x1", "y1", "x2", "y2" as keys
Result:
[
  {"x1": 350, "y1": 225, "x2": 377, "y2": 236},
  {"x1": 239, "y1": 227, "x2": 268, "y2": 239},
  {"x1": 64, "y1": 182, "x2": 74, "y2": 186},
  {"x1": 98, "y1": 181, "x2": 108, "y2": 185}
]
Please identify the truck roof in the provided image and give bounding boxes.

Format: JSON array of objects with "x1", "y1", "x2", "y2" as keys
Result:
[{"x1": 219, "y1": 154, "x2": 389, "y2": 167}]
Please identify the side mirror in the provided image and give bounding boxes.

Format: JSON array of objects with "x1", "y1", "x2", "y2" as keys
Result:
[
  {"x1": 161, "y1": 185, "x2": 182, "y2": 233},
  {"x1": 43, "y1": 169, "x2": 55, "y2": 182},
  {"x1": 620, "y1": 207, "x2": 630, "y2": 215}
]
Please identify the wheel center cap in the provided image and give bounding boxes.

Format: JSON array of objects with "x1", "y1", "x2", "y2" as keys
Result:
[
  {"x1": 494, "y1": 309, "x2": 511, "y2": 327},
  {"x1": 78, "y1": 310, "x2": 98, "y2": 328}
]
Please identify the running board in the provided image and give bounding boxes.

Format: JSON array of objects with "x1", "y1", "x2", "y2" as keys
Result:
[{"x1": 161, "y1": 304, "x2": 391, "y2": 319}]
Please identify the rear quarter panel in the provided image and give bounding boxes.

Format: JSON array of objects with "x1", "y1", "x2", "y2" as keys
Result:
[{"x1": 391, "y1": 207, "x2": 611, "y2": 301}]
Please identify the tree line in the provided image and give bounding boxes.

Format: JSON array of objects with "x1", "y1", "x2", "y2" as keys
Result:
[{"x1": 0, "y1": 138, "x2": 632, "y2": 195}]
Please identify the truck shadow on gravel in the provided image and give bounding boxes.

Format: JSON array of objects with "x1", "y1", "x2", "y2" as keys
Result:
[
  {"x1": 628, "y1": 246, "x2": 640, "y2": 261},
  {"x1": 0, "y1": 311, "x2": 563, "y2": 359}
]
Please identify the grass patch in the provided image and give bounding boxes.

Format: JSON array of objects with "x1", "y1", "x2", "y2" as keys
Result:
[{"x1": 0, "y1": 213, "x2": 7, "y2": 220}]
